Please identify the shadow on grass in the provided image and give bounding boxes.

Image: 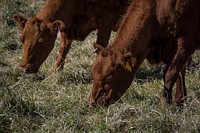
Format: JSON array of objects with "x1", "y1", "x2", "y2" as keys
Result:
[
  {"x1": 135, "y1": 59, "x2": 200, "y2": 84},
  {"x1": 0, "y1": 63, "x2": 46, "y2": 132},
  {"x1": 57, "y1": 64, "x2": 92, "y2": 85},
  {"x1": 0, "y1": 62, "x2": 8, "y2": 67},
  {"x1": 58, "y1": 71, "x2": 92, "y2": 85},
  {"x1": 135, "y1": 66, "x2": 163, "y2": 84},
  {"x1": 0, "y1": 88, "x2": 45, "y2": 133}
]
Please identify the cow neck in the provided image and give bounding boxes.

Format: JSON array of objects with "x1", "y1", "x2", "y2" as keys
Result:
[
  {"x1": 36, "y1": 0, "x2": 63, "y2": 22},
  {"x1": 110, "y1": 0, "x2": 155, "y2": 58}
]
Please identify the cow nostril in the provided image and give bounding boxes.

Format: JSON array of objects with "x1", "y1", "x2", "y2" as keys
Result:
[
  {"x1": 24, "y1": 68, "x2": 28, "y2": 72},
  {"x1": 90, "y1": 102, "x2": 97, "y2": 107},
  {"x1": 24, "y1": 67, "x2": 29, "y2": 73},
  {"x1": 20, "y1": 66, "x2": 31, "y2": 73},
  {"x1": 88, "y1": 99, "x2": 96, "y2": 107}
]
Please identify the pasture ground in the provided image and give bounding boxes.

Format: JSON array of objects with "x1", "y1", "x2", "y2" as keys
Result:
[{"x1": 1, "y1": 0, "x2": 200, "y2": 132}]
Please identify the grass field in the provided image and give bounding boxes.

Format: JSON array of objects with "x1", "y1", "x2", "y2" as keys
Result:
[{"x1": 1, "y1": 0, "x2": 200, "y2": 132}]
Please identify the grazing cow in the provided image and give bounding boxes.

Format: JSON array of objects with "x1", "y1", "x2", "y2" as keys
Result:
[
  {"x1": 14, "y1": 0, "x2": 130, "y2": 73},
  {"x1": 88, "y1": 0, "x2": 200, "y2": 106}
]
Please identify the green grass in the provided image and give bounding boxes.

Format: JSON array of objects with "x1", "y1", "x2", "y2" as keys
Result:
[{"x1": 1, "y1": 0, "x2": 200, "y2": 132}]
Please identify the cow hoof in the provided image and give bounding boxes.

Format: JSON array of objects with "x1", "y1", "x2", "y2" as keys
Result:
[
  {"x1": 174, "y1": 101, "x2": 185, "y2": 107},
  {"x1": 158, "y1": 94, "x2": 173, "y2": 108}
]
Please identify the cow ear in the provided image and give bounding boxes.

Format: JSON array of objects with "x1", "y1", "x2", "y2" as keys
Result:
[
  {"x1": 13, "y1": 15, "x2": 27, "y2": 30},
  {"x1": 120, "y1": 53, "x2": 136, "y2": 72},
  {"x1": 93, "y1": 43, "x2": 104, "y2": 54},
  {"x1": 53, "y1": 20, "x2": 66, "y2": 31},
  {"x1": 48, "y1": 20, "x2": 65, "y2": 34},
  {"x1": 47, "y1": 20, "x2": 65, "y2": 33}
]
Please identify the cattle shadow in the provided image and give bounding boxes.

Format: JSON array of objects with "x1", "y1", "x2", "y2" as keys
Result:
[
  {"x1": 135, "y1": 59, "x2": 200, "y2": 84},
  {"x1": 0, "y1": 88, "x2": 45, "y2": 133},
  {"x1": 186, "y1": 58, "x2": 200, "y2": 72},
  {"x1": 135, "y1": 65, "x2": 164, "y2": 84},
  {"x1": 57, "y1": 64, "x2": 92, "y2": 85}
]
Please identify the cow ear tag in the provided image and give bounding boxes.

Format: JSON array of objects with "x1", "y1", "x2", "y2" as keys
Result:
[{"x1": 125, "y1": 62, "x2": 132, "y2": 72}]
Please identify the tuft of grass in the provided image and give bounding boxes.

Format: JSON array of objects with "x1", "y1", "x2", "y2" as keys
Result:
[{"x1": 1, "y1": 0, "x2": 200, "y2": 132}]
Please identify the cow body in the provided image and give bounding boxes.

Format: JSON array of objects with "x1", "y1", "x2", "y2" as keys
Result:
[
  {"x1": 14, "y1": 0, "x2": 130, "y2": 73},
  {"x1": 88, "y1": 0, "x2": 200, "y2": 106}
]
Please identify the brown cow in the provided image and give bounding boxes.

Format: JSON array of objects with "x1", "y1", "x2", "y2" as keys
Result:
[
  {"x1": 88, "y1": 0, "x2": 200, "y2": 106},
  {"x1": 89, "y1": 38, "x2": 187, "y2": 106},
  {"x1": 14, "y1": 0, "x2": 130, "y2": 73}
]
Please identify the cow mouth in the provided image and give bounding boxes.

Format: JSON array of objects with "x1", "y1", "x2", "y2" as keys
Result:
[
  {"x1": 89, "y1": 87, "x2": 126, "y2": 107},
  {"x1": 96, "y1": 96, "x2": 111, "y2": 106},
  {"x1": 88, "y1": 89, "x2": 116, "y2": 107},
  {"x1": 21, "y1": 67, "x2": 38, "y2": 74},
  {"x1": 88, "y1": 96, "x2": 110, "y2": 107},
  {"x1": 20, "y1": 64, "x2": 39, "y2": 74}
]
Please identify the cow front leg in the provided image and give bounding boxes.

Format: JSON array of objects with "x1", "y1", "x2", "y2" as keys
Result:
[
  {"x1": 96, "y1": 26, "x2": 112, "y2": 48},
  {"x1": 54, "y1": 32, "x2": 72, "y2": 71},
  {"x1": 96, "y1": 14, "x2": 116, "y2": 47},
  {"x1": 163, "y1": 37, "x2": 193, "y2": 104}
]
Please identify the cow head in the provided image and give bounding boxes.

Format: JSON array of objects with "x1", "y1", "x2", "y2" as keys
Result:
[
  {"x1": 88, "y1": 44, "x2": 137, "y2": 106},
  {"x1": 14, "y1": 15, "x2": 65, "y2": 73}
]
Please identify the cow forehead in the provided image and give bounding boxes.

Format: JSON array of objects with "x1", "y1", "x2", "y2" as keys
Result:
[
  {"x1": 93, "y1": 56, "x2": 114, "y2": 75},
  {"x1": 23, "y1": 24, "x2": 37, "y2": 35},
  {"x1": 22, "y1": 21, "x2": 47, "y2": 41},
  {"x1": 25, "y1": 17, "x2": 46, "y2": 32},
  {"x1": 21, "y1": 28, "x2": 39, "y2": 42}
]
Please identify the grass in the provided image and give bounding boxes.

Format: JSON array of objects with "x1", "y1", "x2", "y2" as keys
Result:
[{"x1": 1, "y1": 0, "x2": 200, "y2": 132}]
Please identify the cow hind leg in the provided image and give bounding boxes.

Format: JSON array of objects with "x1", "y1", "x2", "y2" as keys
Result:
[
  {"x1": 175, "y1": 67, "x2": 187, "y2": 106},
  {"x1": 163, "y1": 37, "x2": 194, "y2": 105},
  {"x1": 54, "y1": 32, "x2": 72, "y2": 71},
  {"x1": 162, "y1": 65, "x2": 173, "y2": 104}
]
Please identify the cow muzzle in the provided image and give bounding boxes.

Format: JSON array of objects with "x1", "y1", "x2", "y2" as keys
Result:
[
  {"x1": 20, "y1": 64, "x2": 39, "y2": 74},
  {"x1": 87, "y1": 93, "x2": 111, "y2": 107}
]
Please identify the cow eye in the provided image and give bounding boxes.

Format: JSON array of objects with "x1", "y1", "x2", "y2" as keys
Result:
[
  {"x1": 101, "y1": 91, "x2": 107, "y2": 97},
  {"x1": 106, "y1": 74, "x2": 112, "y2": 80},
  {"x1": 105, "y1": 72, "x2": 113, "y2": 82},
  {"x1": 99, "y1": 89, "x2": 107, "y2": 97},
  {"x1": 38, "y1": 38, "x2": 44, "y2": 43}
]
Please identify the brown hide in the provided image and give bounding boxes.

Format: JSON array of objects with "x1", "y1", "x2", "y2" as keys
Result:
[
  {"x1": 89, "y1": 0, "x2": 200, "y2": 106},
  {"x1": 14, "y1": 0, "x2": 130, "y2": 73}
]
